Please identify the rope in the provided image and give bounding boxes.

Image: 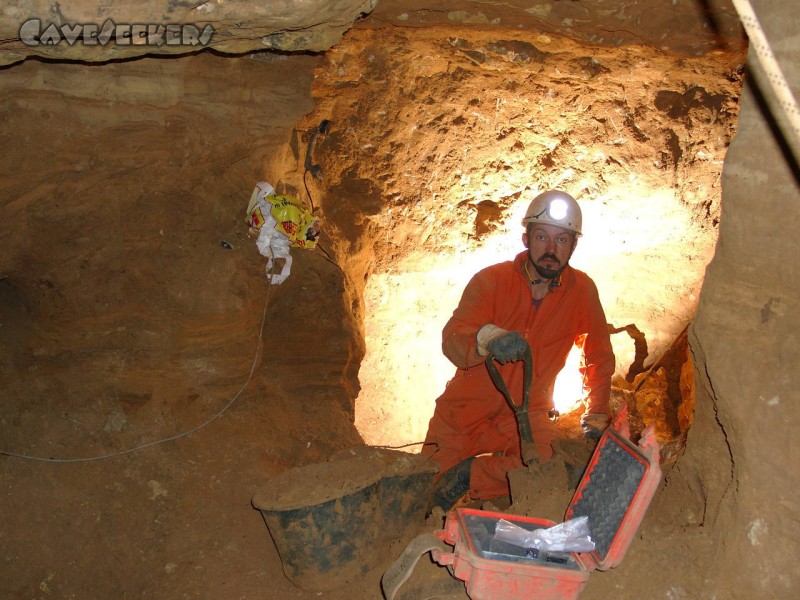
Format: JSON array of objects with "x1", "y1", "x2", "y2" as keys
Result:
[{"x1": 731, "y1": 0, "x2": 800, "y2": 162}]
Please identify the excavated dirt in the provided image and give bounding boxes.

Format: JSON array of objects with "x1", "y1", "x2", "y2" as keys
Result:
[{"x1": 1, "y1": 22, "x2": 747, "y2": 600}]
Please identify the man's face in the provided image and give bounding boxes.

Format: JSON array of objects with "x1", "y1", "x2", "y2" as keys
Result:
[{"x1": 523, "y1": 223, "x2": 577, "y2": 279}]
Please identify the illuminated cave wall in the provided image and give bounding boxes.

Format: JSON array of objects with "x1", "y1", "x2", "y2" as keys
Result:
[{"x1": 298, "y1": 26, "x2": 745, "y2": 448}]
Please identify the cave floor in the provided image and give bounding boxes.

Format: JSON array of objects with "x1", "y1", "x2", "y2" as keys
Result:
[{"x1": 0, "y1": 363, "x2": 718, "y2": 600}]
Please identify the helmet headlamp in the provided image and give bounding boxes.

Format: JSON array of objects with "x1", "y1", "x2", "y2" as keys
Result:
[
  {"x1": 521, "y1": 190, "x2": 583, "y2": 237},
  {"x1": 548, "y1": 198, "x2": 569, "y2": 222}
]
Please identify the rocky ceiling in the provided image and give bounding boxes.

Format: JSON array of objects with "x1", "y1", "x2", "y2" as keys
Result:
[
  {"x1": 0, "y1": 0, "x2": 746, "y2": 67},
  {"x1": 0, "y1": 0, "x2": 379, "y2": 65}
]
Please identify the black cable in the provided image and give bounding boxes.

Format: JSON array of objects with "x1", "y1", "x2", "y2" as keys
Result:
[
  {"x1": 302, "y1": 169, "x2": 316, "y2": 214},
  {"x1": 303, "y1": 165, "x2": 342, "y2": 272}
]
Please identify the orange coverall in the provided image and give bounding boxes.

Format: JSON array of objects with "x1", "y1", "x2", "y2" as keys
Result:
[{"x1": 422, "y1": 251, "x2": 615, "y2": 500}]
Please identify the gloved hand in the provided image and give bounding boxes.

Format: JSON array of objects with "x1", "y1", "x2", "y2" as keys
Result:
[
  {"x1": 487, "y1": 331, "x2": 528, "y2": 364},
  {"x1": 581, "y1": 413, "x2": 610, "y2": 442}
]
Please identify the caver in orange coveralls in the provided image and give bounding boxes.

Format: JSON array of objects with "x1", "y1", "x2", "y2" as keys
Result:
[{"x1": 422, "y1": 250, "x2": 615, "y2": 500}]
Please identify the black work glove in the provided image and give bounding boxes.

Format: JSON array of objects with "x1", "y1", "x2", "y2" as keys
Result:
[{"x1": 487, "y1": 331, "x2": 528, "y2": 364}]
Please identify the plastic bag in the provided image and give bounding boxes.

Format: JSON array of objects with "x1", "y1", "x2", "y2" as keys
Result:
[
  {"x1": 494, "y1": 516, "x2": 595, "y2": 553},
  {"x1": 245, "y1": 181, "x2": 320, "y2": 284},
  {"x1": 245, "y1": 183, "x2": 320, "y2": 250}
]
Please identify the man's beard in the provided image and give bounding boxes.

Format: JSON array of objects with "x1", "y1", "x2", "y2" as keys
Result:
[{"x1": 532, "y1": 252, "x2": 563, "y2": 280}]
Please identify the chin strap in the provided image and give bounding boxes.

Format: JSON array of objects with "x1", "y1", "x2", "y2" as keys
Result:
[{"x1": 525, "y1": 261, "x2": 562, "y2": 287}]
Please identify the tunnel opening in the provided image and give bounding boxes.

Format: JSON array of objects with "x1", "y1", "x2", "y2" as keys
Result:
[{"x1": 301, "y1": 26, "x2": 743, "y2": 461}]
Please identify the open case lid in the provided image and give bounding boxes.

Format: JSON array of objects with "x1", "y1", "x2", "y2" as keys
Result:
[{"x1": 564, "y1": 409, "x2": 662, "y2": 571}]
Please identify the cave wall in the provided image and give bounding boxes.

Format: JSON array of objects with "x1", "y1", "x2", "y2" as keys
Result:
[
  {"x1": 298, "y1": 24, "x2": 743, "y2": 448},
  {"x1": 0, "y1": 50, "x2": 363, "y2": 453},
  {"x1": 689, "y1": 0, "x2": 800, "y2": 594}
]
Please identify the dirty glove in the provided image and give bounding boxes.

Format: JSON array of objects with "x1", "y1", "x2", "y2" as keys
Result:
[
  {"x1": 581, "y1": 413, "x2": 610, "y2": 442},
  {"x1": 477, "y1": 324, "x2": 528, "y2": 364},
  {"x1": 487, "y1": 332, "x2": 528, "y2": 364}
]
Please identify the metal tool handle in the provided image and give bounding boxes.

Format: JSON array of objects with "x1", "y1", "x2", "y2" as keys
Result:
[{"x1": 485, "y1": 343, "x2": 534, "y2": 446}]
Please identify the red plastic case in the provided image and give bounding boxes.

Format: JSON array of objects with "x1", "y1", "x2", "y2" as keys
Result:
[{"x1": 432, "y1": 419, "x2": 662, "y2": 600}]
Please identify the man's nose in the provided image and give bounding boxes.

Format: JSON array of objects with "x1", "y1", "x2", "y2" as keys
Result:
[{"x1": 544, "y1": 237, "x2": 557, "y2": 252}]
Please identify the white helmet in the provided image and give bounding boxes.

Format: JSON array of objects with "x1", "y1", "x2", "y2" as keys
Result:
[{"x1": 521, "y1": 190, "x2": 582, "y2": 237}]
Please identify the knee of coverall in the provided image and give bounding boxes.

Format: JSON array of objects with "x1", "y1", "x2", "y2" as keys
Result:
[
  {"x1": 468, "y1": 413, "x2": 558, "y2": 500},
  {"x1": 469, "y1": 453, "x2": 523, "y2": 499}
]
